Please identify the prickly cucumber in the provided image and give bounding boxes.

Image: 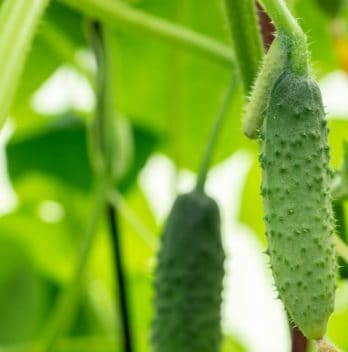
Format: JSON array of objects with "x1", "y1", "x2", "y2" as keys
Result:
[
  {"x1": 151, "y1": 191, "x2": 225, "y2": 352},
  {"x1": 260, "y1": 69, "x2": 336, "y2": 339}
]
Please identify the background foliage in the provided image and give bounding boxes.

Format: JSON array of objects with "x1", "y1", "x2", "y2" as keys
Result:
[{"x1": 1, "y1": 0, "x2": 348, "y2": 351}]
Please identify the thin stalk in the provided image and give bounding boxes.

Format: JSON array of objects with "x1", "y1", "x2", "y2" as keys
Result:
[
  {"x1": 0, "y1": 0, "x2": 49, "y2": 129},
  {"x1": 107, "y1": 204, "x2": 133, "y2": 352},
  {"x1": 90, "y1": 21, "x2": 134, "y2": 351},
  {"x1": 33, "y1": 179, "x2": 107, "y2": 352},
  {"x1": 107, "y1": 189, "x2": 158, "y2": 250},
  {"x1": 224, "y1": 0, "x2": 264, "y2": 92},
  {"x1": 259, "y1": 0, "x2": 309, "y2": 74},
  {"x1": 195, "y1": 74, "x2": 237, "y2": 192},
  {"x1": 60, "y1": 0, "x2": 235, "y2": 67}
]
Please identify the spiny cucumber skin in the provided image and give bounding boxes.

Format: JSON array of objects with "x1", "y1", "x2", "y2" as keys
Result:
[
  {"x1": 260, "y1": 70, "x2": 336, "y2": 339},
  {"x1": 151, "y1": 191, "x2": 225, "y2": 352}
]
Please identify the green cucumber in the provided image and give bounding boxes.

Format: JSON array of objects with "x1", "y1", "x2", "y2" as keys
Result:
[
  {"x1": 260, "y1": 68, "x2": 336, "y2": 339},
  {"x1": 151, "y1": 191, "x2": 224, "y2": 352}
]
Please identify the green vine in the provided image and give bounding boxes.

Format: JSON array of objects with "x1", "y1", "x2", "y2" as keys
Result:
[
  {"x1": 259, "y1": 0, "x2": 309, "y2": 74},
  {"x1": 0, "y1": 0, "x2": 49, "y2": 129},
  {"x1": 195, "y1": 74, "x2": 237, "y2": 192},
  {"x1": 223, "y1": 0, "x2": 264, "y2": 93},
  {"x1": 60, "y1": 0, "x2": 235, "y2": 66}
]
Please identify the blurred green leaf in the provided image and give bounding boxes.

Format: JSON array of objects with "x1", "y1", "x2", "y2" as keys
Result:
[
  {"x1": 7, "y1": 116, "x2": 92, "y2": 191},
  {"x1": 329, "y1": 119, "x2": 348, "y2": 168},
  {"x1": 0, "y1": 237, "x2": 53, "y2": 344},
  {"x1": 111, "y1": 0, "x2": 245, "y2": 170},
  {"x1": 239, "y1": 148, "x2": 265, "y2": 245},
  {"x1": 222, "y1": 334, "x2": 247, "y2": 352},
  {"x1": 327, "y1": 281, "x2": 348, "y2": 350},
  {"x1": 7, "y1": 115, "x2": 159, "y2": 193},
  {"x1": 294, "y1": 0, "x2": 337, "y2": 75}
]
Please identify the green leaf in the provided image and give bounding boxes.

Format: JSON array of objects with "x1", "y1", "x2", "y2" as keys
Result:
[
  {"x1": 6, "y1": 115, "x2": 159, "y2": 193},
  {"x1": 327, "y1": 281, "x2": 348, "y2": 350},
  {"x1": 239, "y1": 147, "x2": 265, "y2": 245},
  {"x1": 0, "y1": 237, "x2": 53, "y2": 344},
  {"x1": 108, "y1": 0, "x2": 244, "y2": 170}
]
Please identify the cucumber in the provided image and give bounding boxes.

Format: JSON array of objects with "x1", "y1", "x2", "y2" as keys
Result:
[
  {"x1": 151, "y1": 191, "x2": 225, "y2": 352},
  {"x1": 260, "y1": 68, "x2": 336, "y2": 339}
]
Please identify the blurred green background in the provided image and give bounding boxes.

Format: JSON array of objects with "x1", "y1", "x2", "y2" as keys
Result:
[{"x1": 1, "y1": 0, "x2": 348, "y2": 351}]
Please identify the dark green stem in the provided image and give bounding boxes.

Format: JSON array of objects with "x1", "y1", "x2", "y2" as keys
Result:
[
  {"x1": 224, "y1": 0, "x2": 264, "y2": 93},
  {"x1": 90, "y1": 21, "x2": 134, "y2": 351},
  {"x1": 107, "y1": 203, "x2": 133, "y2": 352},
  {"x1": 195, "y1": 74, "x2": 237, "y2": 192}
]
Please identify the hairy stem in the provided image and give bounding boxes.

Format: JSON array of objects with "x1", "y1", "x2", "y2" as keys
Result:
[
  {"x1": 60, "y1": 0, "x2": 235, "y2": 67},
  {"x1": 224, "y1": 0, "x2": 264, "y2": 92},
  {"x1": 0, "y1": 0, "x2": 49, "y2": 129},
  {"x1": 195, "y1": 74, "x2": 237, "y2": 192},
  {"x1": 243, "y1": 36, "x2": 287, "y2": 138},
  {"x1": 259, "y1": 0, "x2": 309, "y2": 74}
]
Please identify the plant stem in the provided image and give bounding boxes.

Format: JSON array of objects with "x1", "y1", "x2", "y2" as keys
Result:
[
  {"x1": 107, "y1": 189, "x2": 158, "y2": 250},
  {"x1": 107, "y1": 203, "x2": 133, "y2": 352},
  {"x1": 195, "y1": 74, "x2": 237, "y2": 192},
  {"x1": 60, "y1": 0, "x2": 235, "y2": 67},
  {"x1": 0, "y1": 0, "x2": 49, "y2": 129},
  {"x1": 90, "y1": 21, "x2": 134, "y2": 351},
  {"x1": 259, "y1": 0, "x2": 309, "y2": 74},
  {"x1": 34, "y1": 179, "x2": 107, "y2": 352},
  {"x1": 223, "y1": 0, "x2": 264, "y2": 93}
]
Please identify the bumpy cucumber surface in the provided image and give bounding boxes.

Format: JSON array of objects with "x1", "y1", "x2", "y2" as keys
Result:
[
  {"x1": 260, "y1": 69, "x2": 336, "y2": 339},
  {"x1": 151, "y1": 191, "x2": 225, "y2": 352}
]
